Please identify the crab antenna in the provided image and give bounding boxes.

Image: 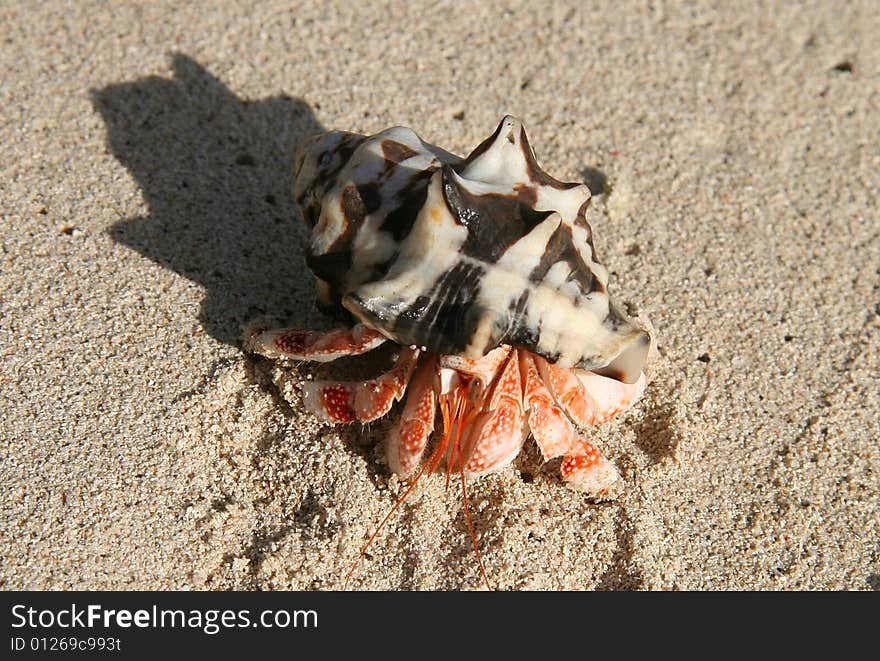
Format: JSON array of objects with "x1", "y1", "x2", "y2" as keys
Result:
[
  {"x1": 444, "y1": 390, "x2": 467, "y2": 490},
  {"x1": 344, "y1": 371, "x2": 493, "y2": 589},
  {"x1": 345, "y1": 381, "x2": 453, "y2": 590},
  {"x1": 445, "y1": 383, "x2": 485, "y2": 490},
  {"x1": 460, "y1": 467, "x2": 492, "y2": 590},
  {"x1": 343, "y1": 457, "x2": 432, "y2": 590},
  {"x1": 430, "y1": 396, "x2": 454, "y2": 475}
]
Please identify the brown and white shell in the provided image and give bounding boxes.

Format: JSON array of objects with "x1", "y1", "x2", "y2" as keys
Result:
[{"x1": 294, "y1": 116, "x2": 650, "y2": 383}]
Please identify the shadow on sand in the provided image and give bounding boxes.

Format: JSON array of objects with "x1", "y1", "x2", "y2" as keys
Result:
[{"x1": 93, "y1": 53, "x2": 324, "y2": 345}]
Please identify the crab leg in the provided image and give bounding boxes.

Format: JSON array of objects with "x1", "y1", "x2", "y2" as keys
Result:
[
  {"x1": 386, "y1": 355, "x2": 438, "y2": 478},
  {"x1": 244, "y1": 322, "x2": 387, "y2": 362},
  {"x1": 560, "y1": 439, "x2": 620, "y2": 497},
  {"x1": 522, "y1": 352, "x2": 620, "y2": 497},
  {"x1": 301, "y1": 348, "x2": 419, "y2": 424},
  {"x1": 537, "y1": 357, "x2": 646, "y2": 427},
  {"x1": 520, "y1": 352, "x2": 577, "y2": 461},
  {"x1": 455, "y1": 349, "x2": 527, "y2": 476}
]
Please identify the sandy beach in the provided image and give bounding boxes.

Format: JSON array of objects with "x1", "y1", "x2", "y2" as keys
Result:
[{"x1": 1, "y1": 0, "x2": 878, "y2": 590}]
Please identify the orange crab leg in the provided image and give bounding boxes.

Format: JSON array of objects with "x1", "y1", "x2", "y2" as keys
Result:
[
  {"x1": 301, "y1": 348, "x2": 419, "y2": 424},
  {"x1": 244, "y1": 322, "x2": 387, "y2": 363},
  {"x1": 537, "y1": 356, "x2": 646, "y2": 427},
  {"x1": 560, "y1": 439, "x2": 620, "y2": 498},
  {"x1": 386, "y1": 355, "x2": 438, "y2": 478},
  {"x1": 455, "y1": 349, "x2": 526, "y2": 476},
  {"x1": 521, "y1": 352, "x2": 620, "y2": 496},
  {"x1": 520, "y1": 352, "x2": 577, "y2": 460}
]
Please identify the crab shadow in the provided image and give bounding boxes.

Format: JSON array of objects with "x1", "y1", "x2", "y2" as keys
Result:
[
  {"x1": 595, "y1": 507, "x2": 644, "y2": 590},
  {"x1": 630, "y1": 383, "x2": 680, "y2": 464},
  {"x1": 93, "y1": 53, "x2": 324, "y2": 345}
]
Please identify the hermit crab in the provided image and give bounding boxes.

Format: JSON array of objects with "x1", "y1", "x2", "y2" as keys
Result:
[{"x1": 245, "y1": 115, "x2": 652, "y2": 498}]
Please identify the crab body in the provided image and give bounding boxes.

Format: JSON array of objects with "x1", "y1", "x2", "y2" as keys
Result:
[{"x1": 247, "y1": 116, "x2": 652, "y2": 497}]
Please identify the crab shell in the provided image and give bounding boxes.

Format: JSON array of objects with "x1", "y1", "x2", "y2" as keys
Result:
[{"x1": 294, "y1": 116, "x2": 650, "y2": 384}]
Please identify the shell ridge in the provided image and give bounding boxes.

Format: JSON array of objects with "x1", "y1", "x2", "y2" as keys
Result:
[{"x1": 298, "y1": 116, "x2": 651, "y2": 382}]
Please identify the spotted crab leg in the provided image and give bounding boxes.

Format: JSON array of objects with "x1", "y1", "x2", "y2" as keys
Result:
[
  {"x1": 301, "y1": 348, "x2": 419, "y2": 424},
  {"x1": 559, "y1": 440, "x2": 621, "y2": 497},
  {"x1": 520, "y1": 351, "x2": 578, "y2": 461},
  {"x1": 244, "y1": 322, "x2": 387, "y2": 362},
  {"x1": 537, "y1": 357, "x2": 647, "y2": 427},
  {"x1": 521, "y1": 352, "x2": 620, "y2": 497},
  {"x1": 386, "y1": 355, "x2": 438, "y2": 478},
  {"x1": 455, "y1": 349, "x2": 527, "y2": 476}
]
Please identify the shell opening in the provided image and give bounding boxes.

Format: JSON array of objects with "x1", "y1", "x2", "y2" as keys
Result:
[{"x1": 591, "y1": 329, "x2": 652, "y2": 384}]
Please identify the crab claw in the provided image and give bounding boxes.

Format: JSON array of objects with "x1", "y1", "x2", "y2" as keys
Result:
[
  {"x1": 456, "y1": 350, "x2": 527, "y2": 476},
  {"x1": 301, "y1": 348, "x2": 419, "y2": 424},
  {"x1": 386, "y1": 356, "x2": 438, "y2": 478}
]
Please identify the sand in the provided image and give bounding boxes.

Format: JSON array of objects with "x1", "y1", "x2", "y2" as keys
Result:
[{"x1": 1, "y1": 0, "x2": 878, "y2": 590}]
